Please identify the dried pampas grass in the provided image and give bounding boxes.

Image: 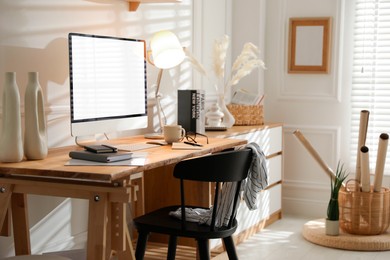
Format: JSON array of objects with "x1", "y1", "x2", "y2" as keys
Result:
[
  {"x1": 184, "y1": 35, "x2": 265, "y2": 94},
  {"x1": 212, "y1": 35, "x2": 230, "y2": 80},
  {"x1": 184, "y1": 47, "x2": 208, "y2": 77},
  {"x1": 225, "y1": 42, "x2": 266, "y2": 91}
]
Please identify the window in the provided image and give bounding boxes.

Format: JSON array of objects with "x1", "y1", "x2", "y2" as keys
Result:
[{"x1": 351, "y1": 0, "x2": 390, "y2": 175}]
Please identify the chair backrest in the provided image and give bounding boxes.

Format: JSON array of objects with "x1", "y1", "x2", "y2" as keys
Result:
[{"x1": 173, "y1": 148, "x2": 252, "y2": 230}]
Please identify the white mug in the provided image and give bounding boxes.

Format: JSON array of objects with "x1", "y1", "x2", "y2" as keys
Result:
[{"x1": 164, "y1": 125, "x2": 186, "y2": 144}]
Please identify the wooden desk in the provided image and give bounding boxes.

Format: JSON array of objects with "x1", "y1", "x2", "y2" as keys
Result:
[{"x1": 0, "y1": 136, "x2": 246, "y2": 260}]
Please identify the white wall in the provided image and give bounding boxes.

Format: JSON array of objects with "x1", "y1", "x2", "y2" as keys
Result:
[
  {"x1": 232, "y1": 0, "x2": 266, "y2": 97},
  {"x1": 265, "y1": 0, "x2": 346, "y2": 217},
  {"x1": 265, "y1": 0, "x2": 390, "y2": 217}
]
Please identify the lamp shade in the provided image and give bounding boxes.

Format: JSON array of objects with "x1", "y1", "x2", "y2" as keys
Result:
[{"x1": 150, "y1": 30, "x2": 185, "y2": 69}]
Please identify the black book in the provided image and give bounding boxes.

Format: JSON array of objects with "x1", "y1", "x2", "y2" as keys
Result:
[
  {"x1": 69, "y1": 150, "x2": 132, "y2": 163},
  {"x1": 177, "y1": 89, "x2": 205, "y2": 133}
]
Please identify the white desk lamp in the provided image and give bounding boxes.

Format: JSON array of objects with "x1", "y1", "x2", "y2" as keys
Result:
[{"x1": 145, "y1": 30, "x2": 185, "y2": 139}]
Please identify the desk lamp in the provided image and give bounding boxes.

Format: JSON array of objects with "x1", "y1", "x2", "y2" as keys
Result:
[{"x1": 145, "y1": 30, "x2": 185, "y2": 139}]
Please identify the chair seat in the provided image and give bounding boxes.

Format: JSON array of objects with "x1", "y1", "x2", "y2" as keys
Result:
[{"x1": 133, "y1": 205, "x2": 238, "y2": 240}]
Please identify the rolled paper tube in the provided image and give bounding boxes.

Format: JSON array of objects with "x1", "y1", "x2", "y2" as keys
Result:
[
  {"x1": 293, "y1": 130, "x2": 343, "y2": 186},
  {"x1": 360, "y1": 146, "x2": 371, "y2": 192},
  {"x1": 373, "y1": 133, "x2": 389, "y2": 192},
  {"x1": 356, "y1": 110, "x2": 369, "y2": 189}
]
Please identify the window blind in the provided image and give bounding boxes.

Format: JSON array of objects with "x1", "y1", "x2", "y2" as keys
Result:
[{"x1": 351, "y1": 0, "x2": 390, "y2": 175}]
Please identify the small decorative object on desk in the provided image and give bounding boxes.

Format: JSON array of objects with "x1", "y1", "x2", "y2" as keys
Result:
[
  {"x1": 24, "y1": 72, "x2": 48, "y2": 160},
  {"x1": 326, "y1": 162, "x2": 348, "y2": 236},
  {"x1": 184, "y1": 35, "x2": 266, "y2": 129},
  {"x1": 0, "y1": 72, "x2": 24, "y2": 162},
  {"x1": 205, "y1": 103, "x2": 224, "y2": 127}
]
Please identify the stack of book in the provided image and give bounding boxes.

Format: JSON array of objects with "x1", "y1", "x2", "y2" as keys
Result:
[{"x1": 69, "y1": 145, "x2": 132, "y2": 163}]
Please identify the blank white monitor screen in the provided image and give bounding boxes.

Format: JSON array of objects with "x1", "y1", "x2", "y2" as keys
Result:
[{"x1": 68, "y1": 33, "x2": 148, "y2": 137}]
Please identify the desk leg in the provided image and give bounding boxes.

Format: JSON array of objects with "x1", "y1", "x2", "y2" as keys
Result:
[
  {"x1": 11, "y1": 193, "x2": 31, "y2": 255},
  {"x1": 111, "y1": 202, "x2": 126, "y2": 251},
  {"x1": 0, "y1": 184, "x2": 13, "y2": 237},
  {"x1": 116, "y1": 227, "x2": 135, "y2": 260},
  {"x1": 0, "y1": 207, "x2": 11, "y2": 236},
  {"x1": 87, "y1": 192, "x2": 108, "y2": 260},
  {"x1": 111, "y1": 202, "x2": 135, "y2": 260}
]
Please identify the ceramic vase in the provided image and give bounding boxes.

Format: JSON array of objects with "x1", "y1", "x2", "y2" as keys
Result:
[
  {"x1": 0, "y1": 72, "x2": 24, "y2": 162},
  {"x1": 206, "y1": 103, "x2": 224, "y2": 127},
  {"x1": 325, "y1": 219, "x2": 339, "y2": 236},
  {"x1": 217, "y1": 94, "x2": 235, "y2": 128},
  {"x1": 24, "y1": 72, "x2": 48, "y2": 160}
]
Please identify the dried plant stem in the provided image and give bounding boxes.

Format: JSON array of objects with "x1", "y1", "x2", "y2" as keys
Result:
[{"x1": 184, "y1": 35, "x2": 266, "y2": 95}]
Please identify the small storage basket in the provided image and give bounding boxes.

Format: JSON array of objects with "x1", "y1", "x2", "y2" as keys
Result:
[
  {"x1": 339, "y1": 183, "x2": 390, "y2": 235},
  {"x1": 226, "y1": 104, "x2": 264, "y2": 126}
]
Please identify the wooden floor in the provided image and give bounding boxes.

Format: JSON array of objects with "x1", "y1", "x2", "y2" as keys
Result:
[{"x1": 140, "y1": 215, "x2": 390, "y2": 259}]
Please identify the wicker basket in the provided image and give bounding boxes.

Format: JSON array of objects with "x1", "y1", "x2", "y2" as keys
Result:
[
  {"x1": 339, "y1": 183, "x2": 390, "y2": 235},
  {"x1": 226, "y1": 104, "x2": 264, "y2": 126}
]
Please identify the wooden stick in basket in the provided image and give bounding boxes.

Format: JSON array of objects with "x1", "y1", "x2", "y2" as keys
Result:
[
  {"x1": 373, "y1": 133, "x2": 389, "y2": 192},
  {"x1": 293, "y1": 130, "x2": 344, "y2": 186},
  {"x1": 360, "y1": 146, "x2": 371, "y2": 192},
  {"x1": 356, "y1": 110, "x2": 369, "y2": 190}
]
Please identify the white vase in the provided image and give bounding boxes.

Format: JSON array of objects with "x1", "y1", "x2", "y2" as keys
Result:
[
  {"x1": 206, "y1": 103, "x2": 224, "y2": 127},
  {"x1": 0, "y1": 72, "x2": 24, "y2": 162},
  {"x1": 217, "y1": 94, "x2": 235, "y2": 128},
  {"x1": 325, "y1": 219, "x2": 339, "y2": 236},
  {"x1": 24, "y1": 72, "x2": 48, "y2": 160}
]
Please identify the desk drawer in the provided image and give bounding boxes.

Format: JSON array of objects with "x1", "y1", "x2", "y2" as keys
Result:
[
  {"x1": 228, "y1": 126, "x2": 282, "y2": 156},
  {"x1": 236, "y1": 184, "x2": 282, "y2": 233},
  {"x1": 268, "y1": 155, "x2": 282, "y2": 185}
]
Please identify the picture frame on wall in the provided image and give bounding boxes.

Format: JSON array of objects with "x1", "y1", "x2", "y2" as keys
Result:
[{"x1": 288, "y1": 17, "x2": 332, "y2": 74}]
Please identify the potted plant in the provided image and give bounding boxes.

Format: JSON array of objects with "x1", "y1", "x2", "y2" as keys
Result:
[{"x1": 326, "y1": 161, "x2": 348, "y2": 236}]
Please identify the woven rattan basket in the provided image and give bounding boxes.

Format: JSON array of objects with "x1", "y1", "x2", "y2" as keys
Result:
[
  {"x1": 339, "y1": 183, "x2": 390, "y2": 235},
  {"x1": 226, "y1": 104, "x2": 264, "y2": 126}
]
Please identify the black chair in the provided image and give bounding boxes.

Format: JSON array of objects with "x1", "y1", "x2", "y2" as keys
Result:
[{"x1": 133, "y1": 149, "x2": 252, "y2": 260}]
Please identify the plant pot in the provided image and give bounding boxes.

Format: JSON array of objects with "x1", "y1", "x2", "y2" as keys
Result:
[{"x1": 325, "y1": 219, "x2": 339, "y2": 236}]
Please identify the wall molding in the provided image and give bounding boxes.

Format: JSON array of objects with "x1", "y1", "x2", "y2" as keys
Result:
[
  {"x1": 284, "y1": 124, "x2": 341, "y2": 166},
  {"x1": 276, "y1": 0, "x2": 345, "y2": 102},
  {"x1": 282, "y1": 124, "x2": 341, "y2": 217},
  {"x1": 283, "y1": 179, "x2": 329, "y2": 218}
]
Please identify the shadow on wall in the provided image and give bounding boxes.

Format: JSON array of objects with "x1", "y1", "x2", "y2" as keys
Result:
[
  {"x1": 1, "y1": 38, "x2": 69, "y2": 104},
  {"x1": 0, "y1": 37, "x2": 75, "y2": 148}
]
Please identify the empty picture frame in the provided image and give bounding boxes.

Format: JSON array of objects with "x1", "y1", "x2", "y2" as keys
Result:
[{"x1": 288, "y1": 17, "x2": 331, "y2": 74}]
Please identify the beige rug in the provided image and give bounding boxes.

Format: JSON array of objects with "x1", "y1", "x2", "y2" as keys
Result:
[{"x1": 302, "y1": 219, "x2": 390, "y2": 251}]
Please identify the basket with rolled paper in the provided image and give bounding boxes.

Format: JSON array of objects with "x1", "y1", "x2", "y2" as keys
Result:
[{"x1": 339, "y1": 181, "x2": 390, "y2": 235}]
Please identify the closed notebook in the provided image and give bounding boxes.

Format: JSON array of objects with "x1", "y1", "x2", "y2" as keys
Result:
[{"x1": 69, "y1": 150, "x2": 132, "y2": 163}]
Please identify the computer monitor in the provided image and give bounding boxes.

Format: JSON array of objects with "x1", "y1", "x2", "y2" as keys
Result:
[{"x1": 68, "y1": 33, "x2": 148, "y2": 138}]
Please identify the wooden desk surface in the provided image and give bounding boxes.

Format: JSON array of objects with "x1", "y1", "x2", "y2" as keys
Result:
[
  {"x1": 206, "y1": 123, "x2": 283, "y2": 138},
  {"x1": 0, "y1": 136, "x2": 246, "y2": 185}
]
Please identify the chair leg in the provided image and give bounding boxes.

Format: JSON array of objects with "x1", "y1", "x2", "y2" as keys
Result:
[
  {"x1": 196, "y1": 239, "x2": 210, "y2": 260},
  {"x1": 135, "y1": 231, "x2": 149, "y2": 260},
  {"x1": 223, "y1": 236, "x2": 238, "y2": 260},
  {"x1": 167, "y1": 235, "x2": 177, "y2": 260}
]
